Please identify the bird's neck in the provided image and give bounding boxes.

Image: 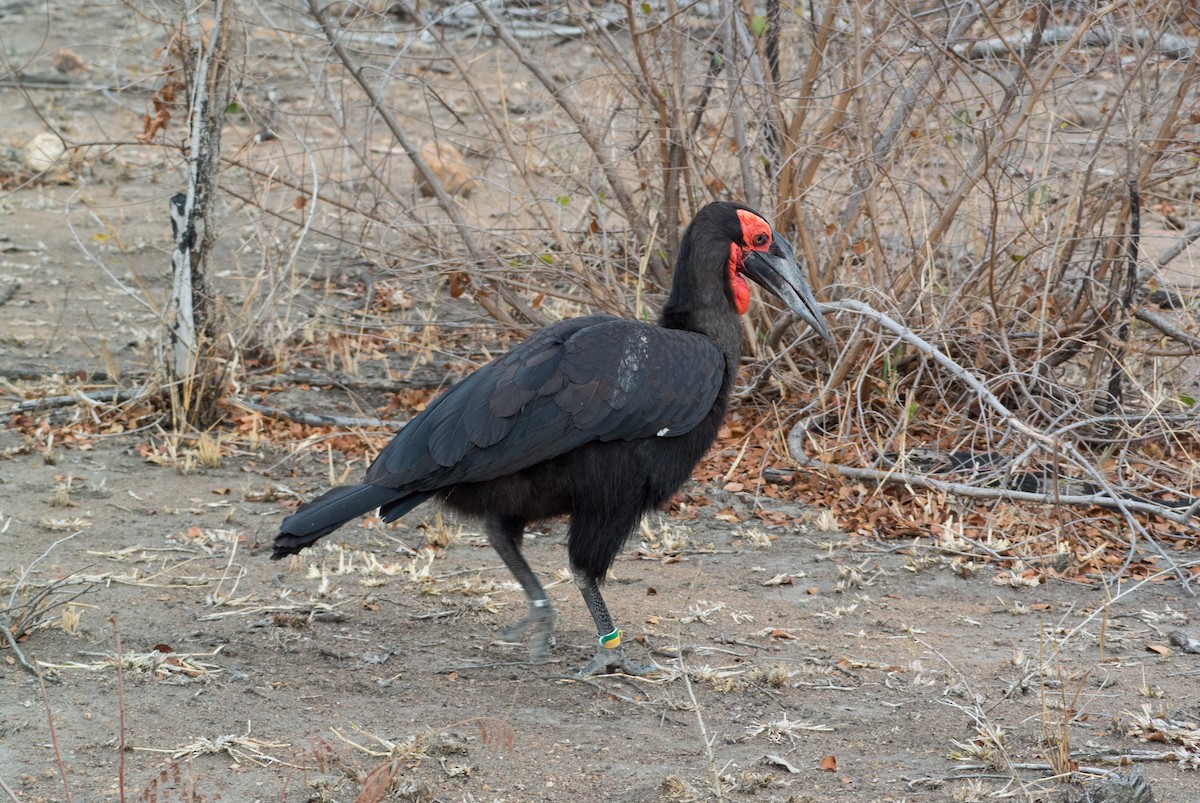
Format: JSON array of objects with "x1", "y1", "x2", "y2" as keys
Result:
[
  {"x1": 659, "y1": 238, "x2": 743, "y2": 380},
  {"x1": 659, "y1": 306, "x2": 743, "y2": 381}
]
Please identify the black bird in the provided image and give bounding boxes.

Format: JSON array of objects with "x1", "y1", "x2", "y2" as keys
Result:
[{"x1": 273, "y1": 201, "x2": 830, "y2": 676}]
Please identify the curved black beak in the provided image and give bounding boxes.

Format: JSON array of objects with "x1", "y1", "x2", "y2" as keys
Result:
[{"x1": 742, "y1": 232, "x2": 831, "y2": 341}]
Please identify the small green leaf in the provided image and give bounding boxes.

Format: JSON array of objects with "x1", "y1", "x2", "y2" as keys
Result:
[
  {"x1": 226, "y1": 101, "x2": 240, "y2": 114},
  {"x1": 556, "y1": 195, "x2": 571, "y2": 207},
  {"x1": 750, "y1": 14, "x2": 767, "y2": 36},
  {"x1": 906, "y1": 402, "x2": 919, "y2": 421},
  {"x1": 1026, "y1": 184, "x2": 1050, "y2": 209},
  {"x1": 640, "y1": 1, "x2": 651, "y2": 13},
  {"x1": 1178, "y1": 393, "x2": 1197, "y2": 408},
  {"x1": 540, "y1": 253, "x2": 555, "y2": 264}
]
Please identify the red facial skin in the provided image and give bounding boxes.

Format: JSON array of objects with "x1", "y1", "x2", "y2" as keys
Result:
[{"x1": 726, "y1": 209, "x2": 773, "y2": 315}]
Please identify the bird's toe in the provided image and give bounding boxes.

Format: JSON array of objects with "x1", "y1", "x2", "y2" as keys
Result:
[
  {"x1": 498, "y1": 603, "x2": 556, "y2": 663},
  {"x1": 573, "y1": 645, "x2": 654, "y2": 678},
  {"x1": 526, "y1": 621, "x2": 556, "y2": 663}
]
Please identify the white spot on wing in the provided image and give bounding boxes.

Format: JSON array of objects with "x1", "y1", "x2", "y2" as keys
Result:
[
  {"x1": 657, "y1": 427, "x2": 670, "y2": 437},
  {"x1": 615, "y1": 331, "x2": 653, "y2": 397}
]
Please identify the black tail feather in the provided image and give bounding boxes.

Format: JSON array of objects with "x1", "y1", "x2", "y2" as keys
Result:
[
  {"x1": 273, "y1": 484, "x2": 412, "y2": 559},
  {"x1": 380, "y1": 493, "x2": 433, "y2": 523}
]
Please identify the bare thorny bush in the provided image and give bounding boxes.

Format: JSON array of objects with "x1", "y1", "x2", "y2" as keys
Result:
[
  {"x1": 17, "y1": 1, "x2": 1200, "y2": 572},
  {"x1": 232, "y1": 1, "x2": 1199, "y2": 567}
]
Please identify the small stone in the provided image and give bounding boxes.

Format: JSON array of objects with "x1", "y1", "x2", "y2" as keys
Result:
[
  {"x1": 416, "y1": 141, "x2": 476, "y2": 197},
  {"x1": 52, "y1": 48, "x2": 87, "y2": 74},
  {"x1": 22, "y1": 132, "x2": 65, "y2": 173}
]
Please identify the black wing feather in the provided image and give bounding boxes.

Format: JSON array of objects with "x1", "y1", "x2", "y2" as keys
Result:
[{"x1": 363, "y1": 315, "x2": 725, "y2": 491}]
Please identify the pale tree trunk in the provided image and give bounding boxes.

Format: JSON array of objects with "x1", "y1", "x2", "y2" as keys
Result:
[{"x1": 165, "y1": 0, "x2": 231, "y2": 429}]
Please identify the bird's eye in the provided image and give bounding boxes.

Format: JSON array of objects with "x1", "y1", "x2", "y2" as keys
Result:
[{"x1": 751, "y1": 232, "x2": 769, "y2": 247}]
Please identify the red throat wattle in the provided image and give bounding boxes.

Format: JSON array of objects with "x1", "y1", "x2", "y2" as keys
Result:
[
  {"x1": 727, "y1": 242, "x2": 751, "y2": 315},
  {"x1": 728, "y1": 209, "x2": 772, "y2": 316}
]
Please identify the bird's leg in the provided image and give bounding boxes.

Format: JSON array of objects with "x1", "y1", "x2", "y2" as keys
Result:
[
  {"x1": 486, "y1": 516, "x2": 556, "y2": 662},
  {"x1": 573, "y1": 569, "x2": 653, "y2": 678}
]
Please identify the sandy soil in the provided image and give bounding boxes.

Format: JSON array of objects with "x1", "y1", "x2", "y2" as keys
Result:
[{"x1": 2, "y1": 431, "x2": 1199, "y2": 803}]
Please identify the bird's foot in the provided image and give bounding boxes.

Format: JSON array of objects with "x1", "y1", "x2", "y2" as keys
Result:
[
  {"x1": 574, "y1": 645, "x2": 654, "y2": 678},
  {"x1": 499, "y1": 603, "x2": 556, "y2": 662}
]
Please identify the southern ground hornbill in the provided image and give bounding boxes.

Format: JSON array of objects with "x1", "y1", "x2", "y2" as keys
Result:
[{"x1": 273, "y1": 201, "x2": 830, "y2": 676}]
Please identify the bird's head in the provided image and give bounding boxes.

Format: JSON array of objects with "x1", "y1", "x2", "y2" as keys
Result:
[{"x1": 707, "y1": 202, "x2": 831, "y2": 340}]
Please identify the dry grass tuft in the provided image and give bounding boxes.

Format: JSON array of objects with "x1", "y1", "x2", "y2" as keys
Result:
[
  {"x1": 37, "y1": 646, "x2": 225, "y2": 682},
  {"x1": 740, "y1": 713, "x2": 834, "y2": 744},
  {"x1": 133, "y1": 721, "x2": 291, "y2": 767}
]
